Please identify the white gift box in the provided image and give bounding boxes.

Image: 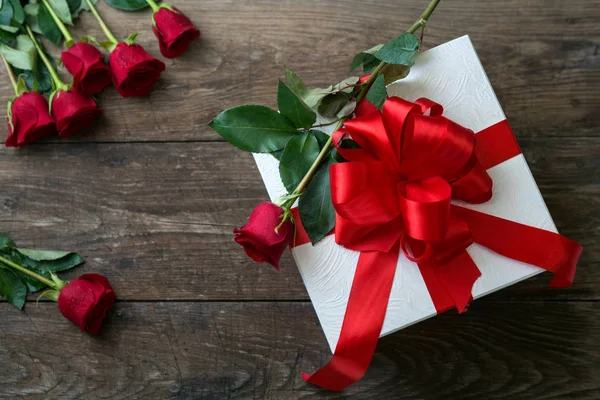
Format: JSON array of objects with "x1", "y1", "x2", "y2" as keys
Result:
[{"x1": 253, "y1": 35, "x2": 556, "y2": 353}]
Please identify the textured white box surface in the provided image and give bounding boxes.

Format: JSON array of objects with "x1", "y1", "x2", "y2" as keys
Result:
[{"x1": 253, "y1": 36, "x2": 556, "y2": 353}]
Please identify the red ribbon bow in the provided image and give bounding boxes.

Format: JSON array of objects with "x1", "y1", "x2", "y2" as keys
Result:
[{"x1": 302, "y1": 97, "x2": 582, "y2": 391}]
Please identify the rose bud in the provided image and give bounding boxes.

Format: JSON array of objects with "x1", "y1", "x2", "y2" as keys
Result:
[
  {"x1": 152, "y1": 6, "x2": 200, "y2": 59},
  {"x1": 109, "y1": 42, "x2": 166, "y2": 98},
  {"x1": 62, "y1": 42, "x2": 113, "y2": 97},
  {"x1": 233, "y1": 202, "x2": 294, "y2": 270},
  {"x1": 5, "y1": 92, "x2": 56, "y2": 147},
  {"x1": 58, "y1": 273, "x2": 116, "y2": 335},
  {"x1": 51, "y1": 89, "x2": 102, "y2": 137}
]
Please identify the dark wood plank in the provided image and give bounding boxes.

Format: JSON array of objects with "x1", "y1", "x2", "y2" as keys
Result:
[
  {"x1": 0, "y1": 139, "x2": 597, "y2": 301},
  {"x1": 0, "y1": 300, "x2": 598, "y2": 399},
  {"x1": 0, "y1": 0, "x2": 598, "y2": 143}
]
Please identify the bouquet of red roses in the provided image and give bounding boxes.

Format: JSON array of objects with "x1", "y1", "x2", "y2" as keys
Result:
[{"x1": 0, "y1": 0, "x2": 199, "y2": 147}]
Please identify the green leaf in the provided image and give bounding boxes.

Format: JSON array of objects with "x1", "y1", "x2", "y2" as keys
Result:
[
  {"x1": 0, "y1": 34, "x2": 37, "y2": 70},
  {"x1": 14, "y1": 58, "x2": 54, "y2": 96},
  {"x1": 381, "y1": 63, "x2": 412, "y2": 85},
  {"x1": 278, "y1": 133, "x2": 320, "y2": 192},
  {"x1": 375, "y1": 32, "x2": 419, "y2": 66},
  {"x1": 105, "y1": 0, "x2": 151, "y2": 11},
  {"x1": 38, "y1": 3, "x2": 62, "y2": 45},
  {"x1": 298, "y1": 157, "x2": 337, "y2": 244},
  {"x1": 0, "y1": 268, "x2": 27, "y2": 309},
  {"x1": 318, "y1": 92, "x2": 350, "y2": 118},
  {"x1": 0, "y1": 233, "x2": 15, "y2": 249},
  {"x1": 310, "y1": 129, "x2": 330, "y2": 150},
  {"x1": 209, "y1": 105, "x2": 298, "y2": 153},
  {"x1": 0, "y1": 0, "x2": 12, "y2": 26},
  {"x1": 284, "y1": 66, "x2": 305, "y2": 95},
  {"x1": 0, "y1": 247, "x2": 84, "y2": 292},
  {"x1": 71, "y1": 0, "x2": 96, "y2": 18},
  {"x1": 333, "y1": 76, "x2": 360, "y2": 94},
  {"x1": 366, "y1": 74, "x2": 386, "y2": 110},
  {"x1": 8, "y1": 0, "x2": 23, "y2": 25},
  {"x1": 350, "y1": 44, "x2": 383, "y2": 72},
  {"x1": 47, "y1": 0, "x2": 74, "y2": 25},
  {"x1": 277, "y1": 80, "x2": 316, "y2": 130},
  {"x1": 66, "y1": 0, "x2": 82, "y2": 14},
  {"x1": 284, "y1": 66, "x2": 331, "y2": 110},
  {"x1": 16, "y1": 249, "x2": 72, "y2": 261}
]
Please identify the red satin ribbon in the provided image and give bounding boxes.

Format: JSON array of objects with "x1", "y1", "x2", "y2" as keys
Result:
[{"x1": 297, "y1": 97, "x2": 582, "y2": 391}]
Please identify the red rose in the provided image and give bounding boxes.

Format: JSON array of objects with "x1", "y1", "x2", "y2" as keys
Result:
[
  {"x1": 62, "y1": 42, "x2": 112, "y2": 97},
  {"x1": 58, "y1": 273, "x2": 116, "y2": 335},
  {"x1": 51, "y1": 89, "x2": 102, "y2": 137},
  {"x1": 234, "y1": 202, "x2": 294, "y2": 269},
  {"x1": 152, "y1": 7, "x2": 200, "y2": 59},
  {"x1": 109, "y1": 43, "x2": 166, "y2": 98},
  {"x1": 5, "y1": 92, "x2": 56, "y2": 147}
]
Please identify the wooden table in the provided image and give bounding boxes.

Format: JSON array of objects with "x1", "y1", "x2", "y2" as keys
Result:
[{"x1": 1, "y1": 1, "x2": 598, "y2": 398}]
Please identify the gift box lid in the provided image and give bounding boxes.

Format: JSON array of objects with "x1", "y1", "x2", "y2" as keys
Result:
[{"x1": 253, "y1": 35, "x2": 556, "y2": 353}]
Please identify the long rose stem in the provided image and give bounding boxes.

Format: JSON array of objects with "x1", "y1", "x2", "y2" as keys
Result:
[
  {"x1": 25, "y1": 25, "x2": 68, "y2": 90},
  {"x1": 83, "y1": 0, "x2": 119, "y2": 45},
  {"x1": 41, "y1": 0, "x2": 75, "y2": 47},
  {"x1": 0, "y1": 255, "x2": 57, "y2": 289},
  {"x1": 0, "y1": 51, "x2": 19, "y2": 95},
  {"x1": 291, "y1": 0, "x2": 442, "y2": 197}
]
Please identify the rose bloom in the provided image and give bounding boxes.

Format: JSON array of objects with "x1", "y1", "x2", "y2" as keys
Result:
[
  {"x1": 109, "y1": 43, "x2": 166, "y2": 98},
  {"x1": 58, "y1": 273, "x2": 116, "y2": 335},
  {"x1": 234, "y1": 202, "x2": 294, "y2": 269},
  {"x1": 62, "y1": 42, "x2": 113, "y2": 97},
  {"x1": 51, "y1": 90, "x2": 102, "y2": 137},
  {"x1": 5, "y1": 92, "x2": 56, "y2": 147},
  {"x1": 152, "y1": 7, "x2": 200, "y2": 59}
]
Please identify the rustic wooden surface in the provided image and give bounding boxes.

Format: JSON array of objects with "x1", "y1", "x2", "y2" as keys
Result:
[{"x1": 0, "y1": 0, "x2": 599, "y2": 398}]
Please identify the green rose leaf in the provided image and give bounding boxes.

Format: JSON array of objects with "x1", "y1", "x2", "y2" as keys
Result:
[
  {"x1": 8, "y1": 0, "x2": 24, "y2": 25},
  {"x1": 105, "y1": 0, "x2": 151, "y2": 11},
  {"x1": 366, "y1": 74, "x2": 387, "y2": 110},
  {"x1": 209, "y1": 105, "x2": 298, "y2": 153},
  {"x1": 310, "y1": 129, "x2": 330, "y2": 150},
  {"x1": 318, "y1": 92, "x2": 350, "y2": 118},
  {"x1": 26, "y1": 2, "x2": 62, "y2": 45},
  {"x1": 298, "y1": 156, "x2": 337, "y2": 244},
  {"x1": 47, "y1": 0, "x2": 74, "y2": 26},
  {"x1": 0, "y1": 233, "x2": 85, "y2": 305},
  {"x1": 277, "y1": 80, "x2": 316, "y2": 130},
  {"x1": 381, "y1": 63, "x2": 412, "y2": 85},
  {"x1": 278, "y1": 132, "x2": 320, "y2": 193},
  {"x1": 66, "y1": 0, "x2": 82, "y2": 14},
  {"x1": 0, "y1": 28, "x2": 17, "y2": 45},
  {"x1": 0, "y1": 34, "x2": 37, "y2": 71},
  {"x1": 70, "y1": 0, "x2": 96, "y2": 18},
  {"x1": 0, "y1": 268, "x2": 27, "y2": 309},
  {"x1": 16, "y1": 249, "x2": 72, "y2": 261},
  {"x1": 350, "y1": 44, "x2": 383, "y2": 72},
  {"x1": 0, "y1": 233, "x2": 15, "y2": 249},
  {"x1": 375, "y1": 32, "x2": 419, "y2": 66},
  {"x1": 284, "y1": 66, "x2": 332, "y2": 110},
  {"x1": 0, "y1": 0, "x2": 13, "y2": 27}
]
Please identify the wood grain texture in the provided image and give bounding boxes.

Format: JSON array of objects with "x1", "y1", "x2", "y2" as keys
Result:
[
  {"x1": 0, "y1": 139, "x2": 597, "y2": 301},
  {"x1": 0, "y1": 0, "x2": 598, "y2": 398},
  {"x1": 0, "y1": 301, "x2": 598, "y2": 400},
  {"x1": 0, "y1": 0, "x2": 598, "y2": 142}
]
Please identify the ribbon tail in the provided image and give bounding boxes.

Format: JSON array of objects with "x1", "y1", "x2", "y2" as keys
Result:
[
  {"x1": 303, "y1": 243, "x2": 400, "y2": 391},
  {"x1": 452, "y1": 205, "x2": 583, "y2": 287},
  {"x1": 418, "y1": 250, "x2": 481, "y2": 313}
]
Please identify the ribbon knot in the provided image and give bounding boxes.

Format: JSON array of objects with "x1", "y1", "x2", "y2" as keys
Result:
[{"x1": 331, "y1": 97, "x2": 491, "y2": 272}]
